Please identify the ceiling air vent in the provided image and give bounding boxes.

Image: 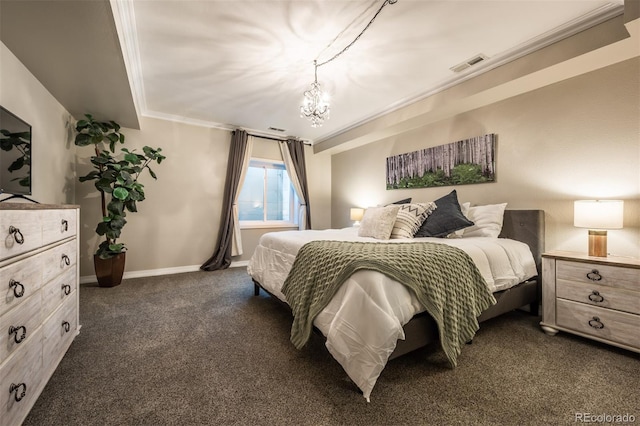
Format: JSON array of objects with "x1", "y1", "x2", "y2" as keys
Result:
[
  {"x1": 268, "y1": 126, "x2": 286, "y2": 132},
  {"x1": 450, "y1": 54, "x2": 489, "y2": 73}
]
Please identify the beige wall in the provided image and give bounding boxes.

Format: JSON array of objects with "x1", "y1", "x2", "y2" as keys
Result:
[
  {"x1": 332, "y1": 58, "x2": 640, "y2": 258},
  {"x1": 0, "y1": 42, "x2": 75, "y2": 205},
  {"x1": 75, "y1": 118, "x2": 333, "y2": 276}
]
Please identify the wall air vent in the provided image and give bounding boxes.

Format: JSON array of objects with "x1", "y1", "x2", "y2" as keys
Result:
[
  {"x1": 268, "y1": 126, "x2": 286, "y2": 132},
  {"x1": 450, "y1": 54, "x2": 489, "y2": 73}
]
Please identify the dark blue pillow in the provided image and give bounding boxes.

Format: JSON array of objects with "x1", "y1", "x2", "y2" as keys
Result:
[{"x1": 414, "y1": 190, "x2": 473, "y2": 237}]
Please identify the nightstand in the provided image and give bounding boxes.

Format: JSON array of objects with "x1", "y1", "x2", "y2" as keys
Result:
[{"x1": 540, "y1": 250, "x2": 640, "y2": 353}]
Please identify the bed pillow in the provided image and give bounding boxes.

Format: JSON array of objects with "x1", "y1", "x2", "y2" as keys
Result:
[
  {"x1": 462, "y1": 203, "x2": 508, "y2": 238},
  {"x1": 390, "y1": 202, "x2": 437, "y2": 239},
  {"x1": 358, "y1": 205, "x2": 401, "y2": 240},
  {"x1": 387, "y1": 198, "x2": 412, "y2": 205},
  {"x1": 414, "y1": 190, "x2": 474, "y2": 238},
  {"x1": 450, "y1": 202, "x2": 471, "y2": 238}
]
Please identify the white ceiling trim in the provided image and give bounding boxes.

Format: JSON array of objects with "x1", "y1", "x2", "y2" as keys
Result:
[
  {"x1": 110, "y1": 0, "x2": 623, "y2": 142},
  {"x1": 110, "y1": 0, "x2": 146, "y2": 120},
  {"x1": 314, "y1": 2, "x2": 625, "y2": 144}
]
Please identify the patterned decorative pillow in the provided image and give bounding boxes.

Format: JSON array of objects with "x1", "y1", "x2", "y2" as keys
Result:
[
  {"x1": 391, "y1": 202, "x2": 437, "y2": 239},
  {"x1": 414, "y1": 190, "x2": 474, "y2": 238},
  {"x1": 358, "y1": 205, "x2": 401, "y2": 240}
]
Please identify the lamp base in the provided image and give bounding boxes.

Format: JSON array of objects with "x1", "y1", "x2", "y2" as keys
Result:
[{"x1": 588, "y1": 230, "x2": 608, "y2": 257}]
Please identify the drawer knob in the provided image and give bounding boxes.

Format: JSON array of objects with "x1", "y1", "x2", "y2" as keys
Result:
[
  {"x1": 8, "y1": 325, "x2": 27, "y2": 344},
  {"x1": 62, "y1": 284, "x2": 72, "y2": 295},
  {"x1": 588, "y1": 291, "x2": 605, "y2": 303},
  {"x1": 61, "y1": 219, "x2": 69, "y2": 232},
  {"x1": 588, "y1": 317, "x2": 605, "y2": 329},
  {"x1": 586, "y1": 270, "x2": 602, "y2": 281},
  {"x1": 8, "y1": 226, "x2": 24, "y2": 245},
  {"x1": 61, "y1": 254, "x2": 71, "y2": 266},
  {"x1": 62, "y1": 321, "x2": 71, "y2": 333},
  {"x1": 9, "y1": 383, "x2": 27, "y2": 402},
  {"x1": 9, "y1": 279, "x2": 25, "y2": 298}
]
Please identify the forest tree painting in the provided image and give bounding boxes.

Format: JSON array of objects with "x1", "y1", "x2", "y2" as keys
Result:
[{"x1": 386, "y1": 133, "x2": 496, "y2": 189}]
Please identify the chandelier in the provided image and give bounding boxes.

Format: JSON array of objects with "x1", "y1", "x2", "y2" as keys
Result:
[
  {"x1": 300, "y1": 61, "x2": 330, "y2": 128},
  {"x1": 300, "y1": 0, "x2": 398, "y2": 127}
]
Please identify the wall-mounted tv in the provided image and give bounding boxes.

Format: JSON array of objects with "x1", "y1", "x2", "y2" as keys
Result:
[{"x1": 0, "y1": 106, "x2": 32, "y2": 196}]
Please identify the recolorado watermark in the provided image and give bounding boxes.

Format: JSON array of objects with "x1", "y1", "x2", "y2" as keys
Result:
[{"x1": 575, "y1": 413, "x2": 636, "y2": 423}]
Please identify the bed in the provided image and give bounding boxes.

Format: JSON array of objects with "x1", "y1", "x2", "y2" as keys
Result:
[{"x1": 248, "y1": 209, "x2": 544, "y2": 401}]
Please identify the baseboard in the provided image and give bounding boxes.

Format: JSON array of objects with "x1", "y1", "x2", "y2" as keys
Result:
[{"x1": 79, "y1": 261, "x2": 249, "y2": 284}]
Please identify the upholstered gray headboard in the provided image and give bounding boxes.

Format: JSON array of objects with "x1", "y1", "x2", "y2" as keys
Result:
[{"x1": 499, "y1": 210, "x2": 545, "y2": 275}]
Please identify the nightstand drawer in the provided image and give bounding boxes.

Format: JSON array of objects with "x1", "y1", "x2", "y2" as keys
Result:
[
  {"x1": 556, "y1": 299, "x2": 640, "y2": 348},
  {"x1": 557, "y1": 260, "x2": 639, "y2": 292},
  {"x1": 556, "y1": 280, "x2": 640, "y2": 315}
]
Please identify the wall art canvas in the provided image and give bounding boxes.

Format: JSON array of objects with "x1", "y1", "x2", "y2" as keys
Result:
[{"x1": 386, "y1": 133, "x2": 496, "y2": 189}]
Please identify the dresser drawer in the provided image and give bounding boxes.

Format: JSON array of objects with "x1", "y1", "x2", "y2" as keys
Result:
[
  {"x1": 42, "y1": 295, "x2": 77, "y2": 376},
  {"x1": 0, "y1": 252, "x2": 43, "y2": 317},
  {"x1": 557, "y1": 260, "x2": 640, "y2": 292},
  {"x1": 556, "y1": 280, "x2": 640, "y2": 315},
  {"x1": 556, "y1": 299, "x2": 640, "y2": 349},
  {"x1": 42, "y1": 240, "x2": 77, "y2": 284},
  {"x1": 0, "y1": 327, "x2": 43, "y2": 426},
  {"x1": 41, "y1": 267, "x2": 76, "y2": 320},
  {"x1": 0, "y1": 210, "x2": 42, "y2": 261},
  {"x1": 42, "y1": 209, "x2": 77, "y2": 246},
  {"x1": 0, "y1": 291, "x2": 41, "y2": 362}
]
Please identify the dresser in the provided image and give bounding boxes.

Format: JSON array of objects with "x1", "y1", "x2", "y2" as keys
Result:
[
  {"x1": 0, "y1": 203, "x2": 80, "y2": 426},
  {"x1": 541, "y1": 250, "x2": 640, "y2": 353}
]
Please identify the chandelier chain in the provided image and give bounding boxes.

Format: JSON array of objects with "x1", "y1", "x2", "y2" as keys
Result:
[{"x1": 316, "y1": 0, "x2": 397, "y2": 68}]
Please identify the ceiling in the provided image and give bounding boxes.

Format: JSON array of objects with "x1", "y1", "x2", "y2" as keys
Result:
[{"x1": 0, "y1": 0, "x2": 628, "y2": 144}]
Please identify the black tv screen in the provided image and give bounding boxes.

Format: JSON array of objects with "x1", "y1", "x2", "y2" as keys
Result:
[{"x1": 0, "y1": 106, "x2": 32, "y2": 196}]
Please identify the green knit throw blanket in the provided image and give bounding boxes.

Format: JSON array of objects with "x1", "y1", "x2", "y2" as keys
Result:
[{"x1": 281, "y1": 240, "x2": 496, "y2": 367}]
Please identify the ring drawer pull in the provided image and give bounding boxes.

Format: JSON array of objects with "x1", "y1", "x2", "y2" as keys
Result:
[
  {"x1": 61, "y1": 254, "x2": 71, "y2": 266},
  {"x1": 8, "y1": 226, "x2": 24, "y2": 245},
  {"x1": 8, "y1": 325, "x2": 27, "y2": 344},
  {"x1": 588, "y1": 317, "x2": 605, "y2": 329},
  {"x1": 62, "y1": 321, "x2": 70, "y2": 333},
  {"x1": 61, "y1": 219, "x2": 68, "y2": 232},
  {"x1": 586, "y1": 270, "x2": 602, "y2": 281},
  {"x1": 9, "y1": 383, "x2": 27, "y2": 402},
  {"x1": 62, "y1": 284, "x2": 72, "y2": 295},
  {"x1": 9, "y1": 279, "x2": 25, "y2": 298},
  {"x1": 588, "y1": 291, "x2": 604, "y2": 303}
]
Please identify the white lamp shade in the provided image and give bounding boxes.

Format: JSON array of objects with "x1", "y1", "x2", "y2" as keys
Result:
[
  {"x1": 574, "y1": 200, "x2": 624, "y2": 229},
  {"x1": 350, "y1": 208, "x2": 364, "y2": 221}
]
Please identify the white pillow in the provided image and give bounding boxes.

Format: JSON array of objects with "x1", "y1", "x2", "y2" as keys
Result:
[
  {"x1": 390, "y1": 202, "x2": 437, "y2": 239},
  {"x1": 358, "y1": 205, "x2": 401, "y2": 240},
  {"x1": 462, "y1": 203, "x2": 508, "y2": 238}
]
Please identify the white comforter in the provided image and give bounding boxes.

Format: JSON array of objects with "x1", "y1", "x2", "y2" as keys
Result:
[{"x1": 247, "y1": 227, "x2": 537, "y2": 401}]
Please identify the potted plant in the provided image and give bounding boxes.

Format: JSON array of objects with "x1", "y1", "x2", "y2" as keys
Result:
[{"x1": 75, "y1": 114, "x2": 165, "y2": 287}]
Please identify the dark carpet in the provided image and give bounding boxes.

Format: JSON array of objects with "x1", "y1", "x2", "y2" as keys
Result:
[{"x1": 24, "y1": 268, "x2": 639, "y2": 426}]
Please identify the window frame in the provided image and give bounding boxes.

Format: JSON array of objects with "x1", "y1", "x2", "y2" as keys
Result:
[{"x1": 238, "y1": 157, "x2": 299, "y2": 230}]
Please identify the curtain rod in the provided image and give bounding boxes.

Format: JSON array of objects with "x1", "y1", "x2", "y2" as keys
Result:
[{"x1": 247, "y1": 132, "x2": 312, "y2": 146}]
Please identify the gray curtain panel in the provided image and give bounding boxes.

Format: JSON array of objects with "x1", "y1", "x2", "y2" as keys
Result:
[
  {"x1": 285, "y1": 139, "x2": 311, "y2": 230},
  {"x1": 201, "y1": 129, "x2": 249, "y2": 271}
]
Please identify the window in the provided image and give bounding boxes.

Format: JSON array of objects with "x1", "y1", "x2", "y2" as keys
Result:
[{"x1": 238, "y1": 158, "x2": 299, "y2": 228}]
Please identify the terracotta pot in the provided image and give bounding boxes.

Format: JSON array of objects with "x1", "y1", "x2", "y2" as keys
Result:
[{"x1": 94, "y1": 252, "x2": 126, "y2": 287}]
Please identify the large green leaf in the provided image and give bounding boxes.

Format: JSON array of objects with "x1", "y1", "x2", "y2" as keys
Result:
[
  {"x1": 75, "y1": 133, "x2": 93, "y2": 146},
  {"x1": 78, "y1": 170, "x2": 100, "y2": 182},
  {"x1": 113, "y1": 187, "x2": 129, "y2": 200},
  {"x1": 96, "y1": 178, "x2": 114, "y2": 193}
]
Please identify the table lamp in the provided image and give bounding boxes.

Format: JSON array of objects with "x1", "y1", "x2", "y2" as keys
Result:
[
  {"x1": 350, "y1": 208, "x2": 364, "y2": 226},
  {"x1": 574, "y1": 200, "x2": 624, "y2": 257}
]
